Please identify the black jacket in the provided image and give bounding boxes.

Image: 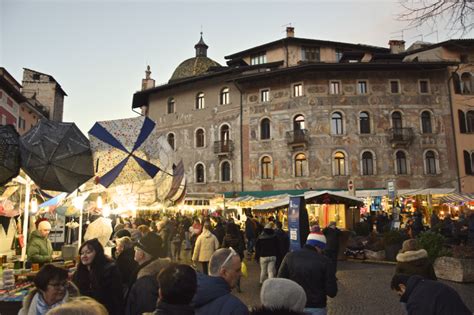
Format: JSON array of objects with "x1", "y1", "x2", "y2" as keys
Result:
[
  {"x1": 278, "y1": 245, "x2": 337, "y2": 308},
  {"x1": 153, "y1": 301, "x2": 194, "y2": 315},
  {"x1": 213, "y1": 223, "x2": 226, "y2": 246},
  {"x1": 274, "y1": 228, "x2": 290, "y2": 260},
  {"x1": 255, "y1": 228, "x2": 278, "y2": 259},
  {"x1": 222, "y1": 233, "x2": 245, "y2": 259},
  {"x1": 322, "y1": 227, "x2": 341, "y2": 251},
  {"x1": 401, "y1": 275, "x2": 471, "y2": 315},
  {"x1": 116, "y1": 247, "x2": 139, "y2": 290}
]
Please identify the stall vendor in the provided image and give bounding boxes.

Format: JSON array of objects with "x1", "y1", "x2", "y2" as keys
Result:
[{"x1": 27, "y1": 220, "x2": 53, "y2": 265}]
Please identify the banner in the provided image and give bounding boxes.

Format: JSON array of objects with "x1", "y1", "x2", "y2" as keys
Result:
[{"x1": 288, "y1": 196, "x2": 309, "y2": 251}]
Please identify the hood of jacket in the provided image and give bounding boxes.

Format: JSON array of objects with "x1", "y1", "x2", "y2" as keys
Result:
[
  {"x1": 137, "y1": 258, "x2": 171, "y2": 279},
  {"x1": 21, "y1": 281, "x2": 80, "y2": 313},
  {"x1": 400, "y1": 275, "x2": 424, "y2": 303},
  {"x1": 29, "y1": 230, "x2": 46, "y2": 241},
  {"x1": 396, "y1": 249, "x2": 428, "y2": 263},
  {"x1": 192, "y1": 273, "x2": 231, "y2": 308}
]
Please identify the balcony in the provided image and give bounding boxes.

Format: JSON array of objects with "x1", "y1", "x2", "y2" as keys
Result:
[
  {"x1": 388, "y1": 127, "x2": 414, "y2": 147},
  {"x1": 286, "y1": 129, "x2": 309, "y2": 149},
  {"x1": 214, "y1": 140, "x2": 234, "y2": 156}
]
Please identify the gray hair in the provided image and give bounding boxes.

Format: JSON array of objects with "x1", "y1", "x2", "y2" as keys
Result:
[
  {"x1": 116, "y1": 236, "x2": 134, "y2": 250},
  {"x1": 209, "y1": 248, "x2": 235, "y2": 276}
]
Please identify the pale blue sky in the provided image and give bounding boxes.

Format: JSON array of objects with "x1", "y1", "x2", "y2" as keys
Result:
[{"x1": 1, "y1": 0, "x2": 470, "y2": 133}]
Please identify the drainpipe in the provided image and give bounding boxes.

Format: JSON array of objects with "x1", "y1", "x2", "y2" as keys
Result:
[
  {"x1": 233, "y1": 79, "x2": 245, "y2": 193},
  {"x1": 446, "y1": 65, "x2": 461, "y2": 192}
]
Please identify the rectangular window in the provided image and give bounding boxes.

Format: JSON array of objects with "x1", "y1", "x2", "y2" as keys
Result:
[
  {"x1": 302, "y1": 46, "x2": 320, "y2": 62},
  {"x1": 390, "y1": 80, "x2": 400, "y2": 94},
  {"x1": 358, "y1": 81, "x2": 368, "y2": 94},
  {"x1": 419, "y1": 80, "x2": 429, "y2": 94},
  {"x1": 250, "y1": 53, "x2": 266, "y2": 65},
  {"x1": 336, "y1": 49, "x2": 344, "y2": 62},
  {"x1": 330, "y1": 81, "x2": 340, "y2": 95},
  {"x1": 260, "y1": 89, "x2": 270, "y2": 102},
  {"x1": 293, "y1": 84, "x2": 303, "y2": 97},
  {"x1": 18, "y1": 117, "x2": 25, "y2": 129}
]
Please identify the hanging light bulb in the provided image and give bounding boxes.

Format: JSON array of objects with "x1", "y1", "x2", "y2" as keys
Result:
[
  {"x1": 30, "y1": 197, "x2": 38, "y2": 214},
  {"x1": 73, "y1": 196, "x2": 85, "y2": 210},
  {"x1": 96, "y1": 195, "x2": 103, "y2": 209},
  {"x1": 102, "y1": 204, "x2": 111, "y2": 218}
]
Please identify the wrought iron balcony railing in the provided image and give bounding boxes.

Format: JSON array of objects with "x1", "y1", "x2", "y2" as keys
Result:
[
  {"x1": 214, "y1": 140, "x2": 234, "y2": 155},
  {"x1": 286, "y1": 129, "x2": 309, "y2": 146},
  {"x1": 388, "y1": 127, "x2": 414, "y2": 146}
]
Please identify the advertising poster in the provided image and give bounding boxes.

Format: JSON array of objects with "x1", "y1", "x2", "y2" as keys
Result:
[{"x1": 288, "y1": 196, "x2": 309, "y2": 251}]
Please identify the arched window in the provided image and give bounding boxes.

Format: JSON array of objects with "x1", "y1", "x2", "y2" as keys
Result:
[
  {"x1": 195, "y1": 163, "x2": 205, "y2": 183},
  {"x1": 221, "y1": 161, "x2": 231, "y2": 182},
  {"x1": 425, "y1": 150, "x2": 437, "y2": 175},
  {"x1": 392, "y1": 111, "x2": 402, "y2": 129},
  {"x1": 421, "y1": 111, "x2": 432, "y2": 134},
  {"x1": 196, "y1": 92, "x2": 205, "y2": 109},
  {"x1": 260, "y1": 118, "x2": 271, "y2": 140},
  {"x1": 220, "y1": 125, "x2": 230, "y2": 152},
  {"x1": 396, "y1": 151, "x2": 407, "y2": 175},
  {"x1": 293, "y1": 115, "x2": 305, "y2": 130},
  {"x1": 464, "y1": 150, "x2": 474, "y2": 175},
  {"x1": 334, "y1": 151, "x2": 346, "y2": 175},
  {"x1": 294, "y1": 153, "x2": 307, "y2": 177},
  {"x1": 261, "y1": 156, "x2": 272, "y2": 179},
  {"x1": 220, "y1": 87, "x2": 230, "y2": 105},
  {"x1": 331, "y1": 112, "x2": 343, "y2": 135},
  {"x1": 359, "y1": 112, "x2": 370, "y2": 134},
  {"x1": 167, "y1": 133, "x2": 175, "y2": 150},
  {"x1": 461, "y1": 73, "x2": 472, "y2": 94},
  {"x1": 167, "y1": 98, "x2": 175, "y2": 114},
  {"x1": 362, "y1": 151, "x2": 373, "y2": 175},
  {"x1": 195, "y1": 128, "x2": 205, "y2": 148},
  {"x1": 467, "y1": 111, "x2": 474, "y2": 133}
]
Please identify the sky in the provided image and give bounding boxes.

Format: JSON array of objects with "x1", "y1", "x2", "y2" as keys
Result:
[{"x1": 2, "y1": 0, "x2": 472, "y2": 134}]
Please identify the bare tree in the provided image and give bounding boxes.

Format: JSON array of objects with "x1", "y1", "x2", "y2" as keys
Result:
[{"x1": 399, "y1": 0, "x2": 474, "y2": 37}]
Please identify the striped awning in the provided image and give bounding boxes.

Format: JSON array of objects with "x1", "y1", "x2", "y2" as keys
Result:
[{"x1": 439, "y1": 192, "x2": 474, "y2": 204}]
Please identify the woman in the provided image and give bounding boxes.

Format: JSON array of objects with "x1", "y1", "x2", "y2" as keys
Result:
[
  {"x1": 192, "y1": 221, "x2": 219, "y2": 275},
  {"x1": 395, "y1": 239, "x2": 437, "y2": 280},
  {"x1": 19, "y1": 264, "x2": 79, "y2": 315},
  {"x1": 115, "y1": 236, "x2": 138, "y2": 292},
  {"x1": 72, "y1": 238, "x2": 123, "y2": 315}
]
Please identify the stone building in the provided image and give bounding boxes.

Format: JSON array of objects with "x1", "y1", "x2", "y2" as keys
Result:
[{"x1": 132, "y1": 28, "x2": 464, "y2": 197}]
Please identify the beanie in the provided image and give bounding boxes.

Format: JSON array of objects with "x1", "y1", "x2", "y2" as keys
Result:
[
  {"x1": 306, "y1": 232, "x2": 326, "y2": 249},
  {"x1": 260, "y1": 278, "x2": 307, "y2": 312}
]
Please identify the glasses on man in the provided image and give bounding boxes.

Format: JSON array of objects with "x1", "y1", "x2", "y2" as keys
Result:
[{"x1": 221, "y1": 247, "x2": 238, "y2": 269}]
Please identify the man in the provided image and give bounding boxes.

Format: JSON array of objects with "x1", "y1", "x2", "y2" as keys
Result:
[
  {"x1": 255, "y1": 223, "x2": 278, "y2": 285},
  {"x1": 278, "y1": 230, "x2": 337, "y2": 315},
  {"x1": 274, "y1": 221, "x2": 290, "y2": 272},
  {"x1": 126, "y1": 232, "x2": 170, "y2": 315},
  {"x1": 26, "y1": 220, "x2": 54, "y2": 265},
  {"x1": 245, "y1": 215, "x2": 256, "y2": 255},
  {"x1": 391, "y1": 274, "x2": 471, "y2": 315},
  {"x1": 322, "y1": 221, "x2": 341, "y2": 270},
  {"x1": 193, "y1": 248, "x2": 249, "y2": 315}
]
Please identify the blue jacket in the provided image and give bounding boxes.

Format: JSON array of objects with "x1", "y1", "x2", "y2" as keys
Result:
[{"x1": 192, "y1": 273, "x2": 249, "y2": 315}]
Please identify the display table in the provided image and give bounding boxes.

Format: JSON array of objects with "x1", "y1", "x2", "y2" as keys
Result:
[{"x1": 0, "y1": 282, "x2": 32, "y2": 315}]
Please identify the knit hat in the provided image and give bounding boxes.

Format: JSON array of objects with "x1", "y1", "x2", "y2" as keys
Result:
[
  {"x1": 136, "y1": 232, "x2": 163, "y2": 258},
  {"x1": 306, "y1": 232, "x2": 326, "y2": 249},
  {"x1": 260, "y1": 278, "x2": 307, "y2": 312},
  {"x1": 400, "y1": 239, "x2": 419, "y2": 253},
  {"x1": 310, "y1": 224, "x2": 321, "y2": 233}
]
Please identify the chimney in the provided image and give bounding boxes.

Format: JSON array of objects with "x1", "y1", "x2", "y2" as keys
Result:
[
  {"x1": 286, "y1": 27, "x2": 295, "y2": 38},
  {"x1": 388, "y1": 40, "x2": 405, "y2": 54},
  {"x1": 141, "y1": 65, "x2": 155, "y2": 91}
]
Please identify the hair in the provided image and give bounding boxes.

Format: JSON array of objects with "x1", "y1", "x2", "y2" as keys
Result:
[
  {"x1": 390, "y1": 274, "x2": 410, "y2": 291},
  {"x1": 209, "y1": 248, "x2": 237, "y2": 276},
  {"x1": 137, "y1": 225, "x2": 150, "y2": 235},
  {"x1": 46, "y1": 296, "x2": 108, "y2": 315},
  {"x1": 116, "y1": 236, "x2": 134, "y2": 250},
  {"x1": 203, "y1": 221, "x2": 212, "y2": 231},
  {"x1": 225, "y1": 222, "x2": 239, "y2": 236},
  {"x1": 74, "y1": 238, "x2": 110, "y2": 292},
  {"x1": 158, "y1": 263, "x2": 197, "y2": 305},
  {"x1": 34, "y1": 264, "x2": 68, "y2": 291}
]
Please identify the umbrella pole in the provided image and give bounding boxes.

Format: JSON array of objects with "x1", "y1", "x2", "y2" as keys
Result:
[
  {"x1": 20, "y1": 176, "x2": 31, "y2": 263},
  {"x1": 78, "y1": 204, "x2": 83, "y2": 251}
]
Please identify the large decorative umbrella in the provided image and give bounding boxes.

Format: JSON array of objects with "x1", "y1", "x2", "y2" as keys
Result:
[
  {"x1": 88, "y1": 116, "x2": 174, "y2": 188},
  {"x1": 20, "y1": 119, "x2": 94, "y2": 193},
  {"x1": 165, "y1": 160, "x2": 186, "y2": 202},
  {"x1": 0, "y1": 125, "x2": 20, "y2": 185}
]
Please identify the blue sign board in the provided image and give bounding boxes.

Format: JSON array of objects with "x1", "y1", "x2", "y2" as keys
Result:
[{"x1": 288, "y1": 196, "x2": 309, "y2": 251}]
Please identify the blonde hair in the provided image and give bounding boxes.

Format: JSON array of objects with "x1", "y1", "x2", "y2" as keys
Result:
[
  {"x1": 116, "y1": 236, "x2": 134, "y2": 250},
  {"x1": 46, "y1": 296, "x2": 108, "y2": 315}
]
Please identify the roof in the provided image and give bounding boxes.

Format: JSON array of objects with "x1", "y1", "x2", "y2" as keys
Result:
[
  {"x1": 405, "y1": 39, "x2": 474, "y2": 55},
  {"x1": 225, "y1": 36, "x2": 389, "y2": 60},
  {"x1": 169, "y1": 56, "x2": 222, "y2": 82},
  {"x1": 23, "y1": 68, "x2": 68, "y2": 96},
  {"x1": 0, "y1": 72, "x2": 27, "y2": 104}
]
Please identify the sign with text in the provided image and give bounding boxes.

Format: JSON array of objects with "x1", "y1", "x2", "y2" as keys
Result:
[
  {"x1": 387, "y1": 180, "x2": 396, "y2": 199},
  {"x1": 288, "y1": 196, "x2": 309, "y2": 251}
]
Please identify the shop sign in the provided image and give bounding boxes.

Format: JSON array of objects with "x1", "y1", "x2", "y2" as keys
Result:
[{"x1": 388, "y1": 180, "x2": 396, "y2": 199}]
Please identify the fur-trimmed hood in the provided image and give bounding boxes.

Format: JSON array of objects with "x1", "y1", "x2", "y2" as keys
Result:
[
  {"x1": 137, "y1": 258, "x2": 171, "y2": 279},
  {"x1": 396, "y1": 249, "x2": 428, "y2": 263}
]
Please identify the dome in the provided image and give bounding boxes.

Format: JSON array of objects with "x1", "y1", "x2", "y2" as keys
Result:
[{"x1": 169, "y1": 56, "x2": 221, "y2": 82}]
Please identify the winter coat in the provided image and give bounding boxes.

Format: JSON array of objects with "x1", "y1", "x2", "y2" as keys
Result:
[
  {"x1": 213, "y1": 223, "x2": 226, "y2": 245},
  {"x1": 255, "y1": 228, "x2": 278, "y2": 260},
  {"x1": 18, "y1": 282, "x2": 80, "y2": 315},
  {"x1": 401, "y1": 275, "x2": 471, "y2": 315},
  {"x1": 222, "y1": 233, "x2": 245, "y2": 259},
  {"x1": 274, "y1": 228, "x2": 290, "y2": 259},
  {"x1": 322, "y1": 227, "x2": 341, "y2": 252},
  {"x1": 116, "y1": 247, "x2": 139, "y2": 290},
  {"x1": 83, "y1": 217, "x2": 113, "y2": 248},
  {"x1": 250, "y1": 307, "x2": 305, "y2": 315},
  {"x1": 192, "y1": 229, "x2": 219, "y2": 262},
  {"x1": 151, "y1": 301, "x2": 195, "y2": 315},
  {"x1": 72, "y1": 261, "x2": 123, "y2": 315},
  {"x1": 395, "y1": 249, "x2": 437, "y2": 280},
  {"x1": 192, "y1": 273, "x2": 249, "y2": 315},
  {"x1": 26, "y1": 230, "x2": 53, "y2": 264},
  {"x1": 245, "y1": 218, "x2": 256, "y2": 239},
  {"x1": 125, "y1": 258, "x2": 171, "y2": 315},
  {"x1": 278, "y1": 245, "x2": 337, "y2": 308}
]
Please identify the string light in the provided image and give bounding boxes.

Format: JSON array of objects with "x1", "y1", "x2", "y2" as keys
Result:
[
  {"x1": 30, "y1": 197, "x2": 38, "y2": 214},
  {"x1": 96, "y1": 195, "x2": 103, "y2": 209}
]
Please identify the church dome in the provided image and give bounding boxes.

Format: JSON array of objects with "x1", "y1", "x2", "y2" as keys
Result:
[{"x1": 169, "y1": 33, "x2": 221, "y2": 82}]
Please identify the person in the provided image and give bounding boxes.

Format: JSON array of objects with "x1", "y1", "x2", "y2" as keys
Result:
[
  {"x1": 19, "y1": 264, "x2": 80, "y2": 315},
  {"x1": 322, "y1": 221, "x2": 341, "y2": 271},
  {"x1": 83, "y1": 216, "x2": 113, "y2": 248},
  {"x1": 245, "y1": 215, "x2": 257, "y2": 255},
  {"x1": 212, "y1": 217, "x2": 226, "y2": 246},
  {"x1": 190, "y1": 218, "x2": 202, "y2": 253},
  {"x1": 395, "y1": 239, "x2": 437, "y2": 280},
  {"x1": 72, "y1": 238, "x2": 123, "y2": 315},
  {"x1": 274, "y1": 221, "x2": 290, "y2": 272},
  {"x1": 391, "y1": 274, "x2": 471, "y2": 315},
  {"x1": 45, "y1": 296, "x2": 108, "y2": 315},
  {"x1": 412, "y1": 210, "x2": 424, "y2": 238},
  {"x1": 278, "y1": 231, "x2": 337, "y2": 315},
  {"x1": 255, "y1": 223, "x2": 279, "y2": 285},
  {"x1": 157, "y1": 218, "x2": 171, "y2": 258},
  {"x1": 430, "y1": 211, "x2": 440, "y2": 229},
  {"x1": 151, "y1": 263, "x2": 197, "y2": 315},
  {"x1": 115, "y1": 236, "x2": 139, "y2": 292},
  {"x1": 468, "y1": 209, "x2": 474, "y2": 246},
  {"x1": 192, "y1": 221, "x2": 219, "y2": 275},
  {"x1": 251, "y1": 278, "x2": 307, "y2": 315},
  {"x1": 125, "y1": 232, "x2": 171, "y2": 315},
  {"x1": 221, "y1": 222, "x2": 246, "y2": 292},
  {"x1": 26, "y1": 220, "x2": 54, "y2": 265},
  {"x1": 192, "y1": 248, "x2": 249, "y2": 315}
]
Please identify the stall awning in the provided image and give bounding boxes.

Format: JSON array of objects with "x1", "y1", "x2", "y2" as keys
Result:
[
  {"x1": 223, "y1": 189, "x2": 307, "y2": 198},
  {"x1": 304, "y1": 190, "x2": 364, "y2": 207},
  {"x1": 439, "y1": 192, "x2": 474, "y2": 204},
  {"x1": 253, "y1": 195, "x2": 296, "y2": 210},
  {"x1": 398, "y1": 188, "x2": 456, "y2": 196}
]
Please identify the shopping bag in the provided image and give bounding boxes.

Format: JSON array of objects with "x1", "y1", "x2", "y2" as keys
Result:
[{"x1": 241, "y1": 261, "x2": 248, "y2": 278}]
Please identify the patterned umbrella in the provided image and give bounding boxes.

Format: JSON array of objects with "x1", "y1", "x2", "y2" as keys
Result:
[
  {"x1": 20, "y1": 120, "x2": 94, "y2": 193},
  {"x1": 0, "y1": 125, "x2": 20, "y2": 185},
  {"x1": 88, "y1": 116, "x2": 174, "y2": 188}
]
